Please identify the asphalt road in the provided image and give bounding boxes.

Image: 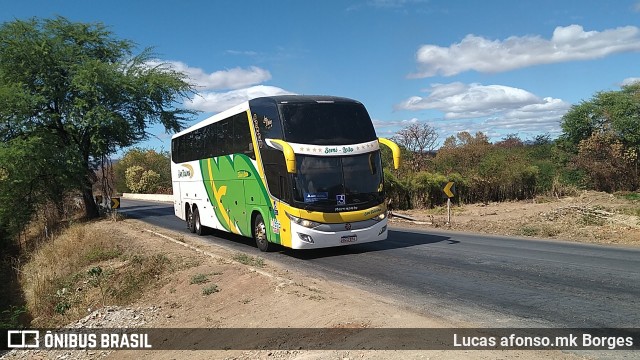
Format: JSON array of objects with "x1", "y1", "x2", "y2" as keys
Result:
[{"x1": 119, "y1": 199, "x2": 640, "y2": 328}]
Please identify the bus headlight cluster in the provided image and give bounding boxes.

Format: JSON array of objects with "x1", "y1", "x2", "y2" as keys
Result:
[
  {"x1": 373, "y1": 211, "x2": 387, "y2": 222},
  {"x1": 297, "y1": 233, "x2": 314, "y2": 244},
  {"x1": 287, "y1": 213, "x2": 321, "y2": 229}
]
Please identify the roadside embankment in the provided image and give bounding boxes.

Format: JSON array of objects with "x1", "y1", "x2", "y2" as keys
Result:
[{"x1": 3, "y1": 218, "x2": 584, "y2": 360}]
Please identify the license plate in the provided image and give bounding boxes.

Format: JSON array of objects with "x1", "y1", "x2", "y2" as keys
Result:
[{"x1": 340, "y1": 235, "x2": 357, "y2": 243}]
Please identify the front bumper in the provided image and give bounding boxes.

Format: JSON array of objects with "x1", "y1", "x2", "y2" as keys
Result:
[{"x1": 289, "y1": 218, "x2": 388, "y2": 249}]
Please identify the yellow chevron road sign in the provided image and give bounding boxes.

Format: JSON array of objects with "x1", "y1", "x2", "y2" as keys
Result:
[
  {"x1": 110, "y1": 197, "x2": 121, "y2": 209},
  {"x1": 443, "y1": 182, "x2": 455, "y2": 198}
]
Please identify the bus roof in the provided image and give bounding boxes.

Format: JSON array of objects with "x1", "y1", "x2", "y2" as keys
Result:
[
  {"x1": 172, "y1": 101, "x2": 250, "y2": 139},
  {"x1": 172, "y1": 95, "x2": 364, "y2": 139},
  {"x1": 250, "y1": 95, "x2": 362, "y2": 105}
]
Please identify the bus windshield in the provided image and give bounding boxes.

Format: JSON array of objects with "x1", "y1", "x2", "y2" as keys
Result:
[
  {"x1": 292, "y1": 151, "x2": 384, "y2": 211},
  {"x1": 280, "y1": 102, "x2": 377, "y2": 145}
]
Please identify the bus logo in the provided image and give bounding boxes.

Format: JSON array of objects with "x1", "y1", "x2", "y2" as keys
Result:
[
  {"x1": 178, "y1": 164, "x2": 193, "y2": 179},
  {"x1": 336, "y1": 194, "x2": 346, "y2": 205}
]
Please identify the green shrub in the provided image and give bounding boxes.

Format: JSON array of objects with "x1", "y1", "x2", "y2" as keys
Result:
[
  {"x1": 202, "y1": 284, "x2": 219, "y2": 296},
  {"x1": 190, "y1": 273, "x2": 209, "y2": 285}
]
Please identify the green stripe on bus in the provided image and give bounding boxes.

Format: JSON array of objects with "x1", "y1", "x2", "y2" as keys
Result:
[{"x1": 199, "y1": 154, "x2": 280, "y2": 244}]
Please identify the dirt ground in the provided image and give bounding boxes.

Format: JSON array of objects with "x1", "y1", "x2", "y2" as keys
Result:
[
  {"x1": 6, "y1": 191, "x2": 637, "y2": 360},
  {"x1": 393, "y1": 190, "x2": 640, "y2": 247}
]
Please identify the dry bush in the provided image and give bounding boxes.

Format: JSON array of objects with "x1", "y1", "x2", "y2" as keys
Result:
[
  {"x1": 576, "y1": 132, "x2": 638, "y2": 192},
  {"x1": 20, "y1": 221, "x2": 172, "y2": 327},
  {"x1": 550, "y1": 176, "x2": 579, "y2": 198}
]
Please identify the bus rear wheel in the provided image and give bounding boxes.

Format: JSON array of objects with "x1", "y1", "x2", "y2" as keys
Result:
[
  {"x1": 253, "y1": 213, "x2": 272, "y2": 252},
  {"x1": 193, "y1": 207, "x2": 207, "y2": 236},
  {"x1": 187, "y1": 207, "x2": 196, "y2": 233}
]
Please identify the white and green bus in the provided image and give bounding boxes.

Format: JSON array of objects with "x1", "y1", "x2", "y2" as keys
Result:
[{"x1": 171, "y1": 95, "x2": 400, "y2": 251}]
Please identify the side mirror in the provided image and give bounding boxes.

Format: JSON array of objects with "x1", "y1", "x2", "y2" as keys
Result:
[
  {"x1": 378, "y1": 137, "x2": 401, "y2": 169},
  {"x1": 265, "y1": 139, "x2": 296, "y2": 173}
]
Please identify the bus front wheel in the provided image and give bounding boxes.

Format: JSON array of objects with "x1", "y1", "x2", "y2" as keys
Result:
[{"x1": 253, "y1": 213, "x2": 272, "y2": 252}]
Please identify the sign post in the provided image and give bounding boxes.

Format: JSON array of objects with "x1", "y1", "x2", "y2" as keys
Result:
[{"x1": 443, "y1": 182, "x2": 455, "y2": 225}]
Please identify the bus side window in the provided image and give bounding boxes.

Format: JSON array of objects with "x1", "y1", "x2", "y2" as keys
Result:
[
  {"x1": 251, "y1": 101, "x2": 283, "y2": 141},
  {"x1": 233, "y1": 113, "x2": 255, "y2": 159},
  {"x1": 263, "y1": 150, "x2": 290, "y2": 202}
]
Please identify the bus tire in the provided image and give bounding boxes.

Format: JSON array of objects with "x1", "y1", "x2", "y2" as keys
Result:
[
  {"x1": 187, "y1": 206, "x2": 196, "y2": 233},
  {"x1": 193, "y1": 207, "x2": 207, "y2": 236},
  {"x1": 253, "y1": 213, "x2": 272, "y2": 252}
]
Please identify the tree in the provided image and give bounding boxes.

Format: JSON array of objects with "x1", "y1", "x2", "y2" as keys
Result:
[
  {"x1": 560, "y1": 101, "x2": 602, "y2": 148},
  {"x1": 495, "y1": 133, "x2": 524, "y2": 149},
  {"x1": 393, "y1": 123, "x2": 438, "y2": 171},
  {"x1": 560, "y1": 83, "x2": 640, "y2": 190},
  {"x1": 0, "y1": 17, "x2": 195, "y2": 218},
  {"x1": 435, "y1": 131, "x2": 491, "y2": 174},
  {"x1": 562, "y1": 84, "x2": 640, "y2": 149},
  {"x1": 125, "y1": 166, "x2": 161, "y2": 193},
  {"x1": 530, "y1": 134, "x2": 552, "y2": 146},
  {"x1": 575, "y1": 132, "x2": 637, "y2": 192},
  {"x1": 0, "y1": 134, "x2": 82, "y2": 242},
  {"x1": 113, "y1": 148, "x2": 171, "y2": 193}
]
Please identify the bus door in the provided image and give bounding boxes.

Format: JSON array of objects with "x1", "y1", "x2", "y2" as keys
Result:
[{"x1": 172, "y1": 181, "x2": 183, "y2": 219}]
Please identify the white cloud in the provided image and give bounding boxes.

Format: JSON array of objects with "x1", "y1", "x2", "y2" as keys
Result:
[
  {"x1": 367, "y1": 0, "x2": 427, "y2": 8},
  {"x1": 185, "y1": 85, "x2": 295, "y2": 112},
  {"x1": 486, "y1": 97, "x2": 570, "y2": 132},
  {"x1": 411, "y1": 25, "x2": 640, "y2": 77},
  {"x1": 372, "y1": 117, "x2": 419, "y2": 128},
  {"x1": 394, "y1": 83, "x2": 570, "y2": 138},
  {"x1": 622, "y1": 77, "x2": 640, "y2": 86},
  {"x1": 149, "y1": 60, "x2": 271, "y2": 90},
  {"x1": 225, "y1": 50, "x2": 259, "y2": 56},
  {"x1": 372, "y1": 118, "x2": 424, "y2": 138},
  {"x1": 146, "y1": 60, "x2": 294, "y2": 112},
  {"x1": 395, "y1": 82, "x2": 543, "y2": 118},
  {"x1": 371, "y1": 118, "x2": 420, "y2": 137}
]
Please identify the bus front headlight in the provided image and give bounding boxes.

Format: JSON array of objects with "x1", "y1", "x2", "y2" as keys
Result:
[
  {"x1": 373, "y1": 211, "x2": 387, "y2": 222},
  {"x1": 287, "y1": 213, "x2": 321, "y2": 229}
]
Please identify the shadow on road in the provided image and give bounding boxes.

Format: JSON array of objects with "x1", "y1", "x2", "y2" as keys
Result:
[
  {"x1": 284, "y1": 230, "x2": 455, "y2": 260},
  {"x1": 198, "y1": 229, "x2": 454, "y2": 260},
  {"x1": 118, "y1": 204, "x2": 165, "y2": 211},
  {"x1": 118, "y1": 206, "x2": 174, "y2": 219},
  {"x1": 119, "y1": 201, "x2": 457, "y2": 260}
]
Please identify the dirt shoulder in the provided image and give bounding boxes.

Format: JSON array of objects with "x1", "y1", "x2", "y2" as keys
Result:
[
  {"x1": 3, "y1": 217, "x2": 594, "y2": 360},
  {"x1": 392, "y1": 191, "x2": 640, "y2": 247}
]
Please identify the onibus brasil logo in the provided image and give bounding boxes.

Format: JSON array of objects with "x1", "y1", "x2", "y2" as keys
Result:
[{"x1": 6, "y1": 329, "x2": 152, "y2": 349}]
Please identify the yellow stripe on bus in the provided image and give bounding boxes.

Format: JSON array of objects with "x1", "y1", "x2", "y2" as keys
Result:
[
  {"x1": 246, "y1": 110, "x2": 266, "y2": 179},
  {"x1": 282, "y1": 203, "x2": 387, "y2": 224}
]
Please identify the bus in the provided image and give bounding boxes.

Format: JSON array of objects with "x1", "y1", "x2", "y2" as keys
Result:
[{"x1": 171, "y1": 95, "x2": 401, "y2": 251}]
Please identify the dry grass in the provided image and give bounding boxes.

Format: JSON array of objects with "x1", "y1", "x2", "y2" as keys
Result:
[
  {"x1": 21, "y1": 220, "x2": 174, "y2": 327},
  {"x1": 232, "y1": 253, "x2": 265, "y2": 267},
  {"x1": 395, "y1": 191, "x2": 640, "y2": 246}
]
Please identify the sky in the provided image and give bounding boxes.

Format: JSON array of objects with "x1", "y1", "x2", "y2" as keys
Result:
[{"x1": 2, "y1": 0, "x2": 640, "y2": 152}]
